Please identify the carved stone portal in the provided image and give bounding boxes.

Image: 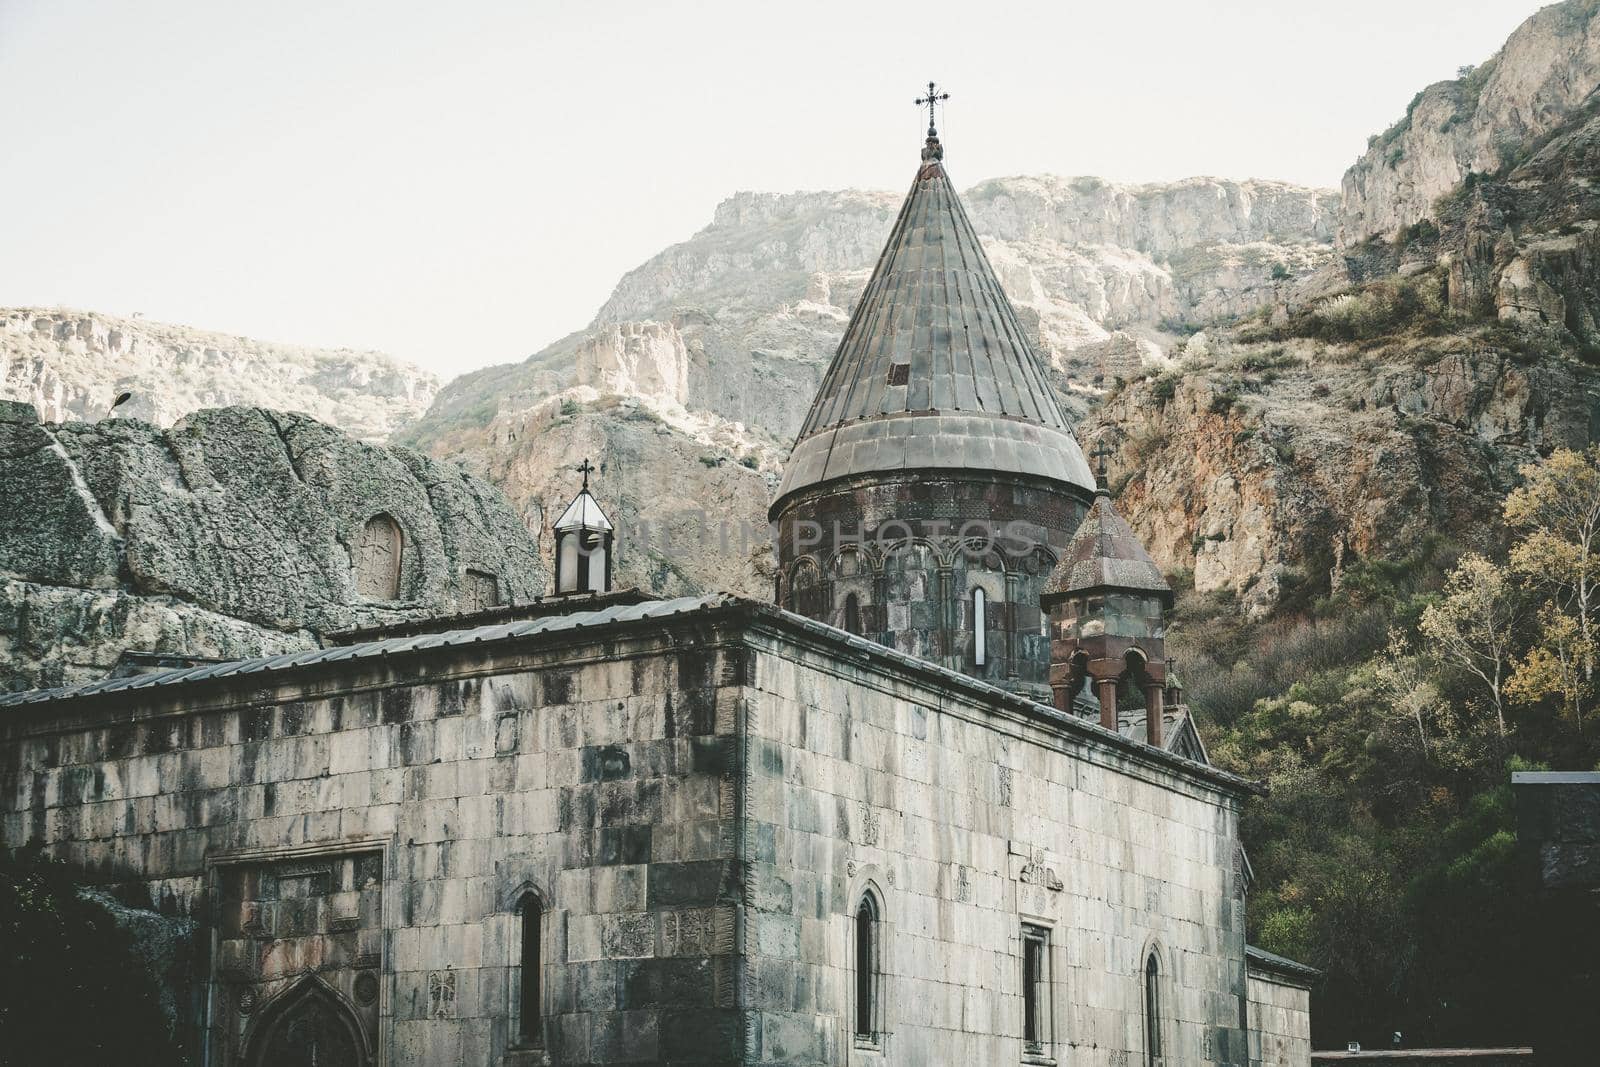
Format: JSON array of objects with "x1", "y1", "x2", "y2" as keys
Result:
[
  {"x1": 215, "y1": 849, "x2": 383, "y2": 1066},
  {"x1": 247, "y1": 979, "x2": 367, "y2": 1067},
  {"x1": 355, "y1": 515, "x2": 404, "y2": 600}
]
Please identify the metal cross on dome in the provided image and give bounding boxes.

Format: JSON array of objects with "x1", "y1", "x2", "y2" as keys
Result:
[
  {"x1": 915, "y1": 81, "x2": 949, "y2": 136},
  {"x1": 576, "y1": 458, "x2": 595, "y2": 489},
  {"x1": 1090, "y1": 439, "x2": 1114, "y2": 487}
]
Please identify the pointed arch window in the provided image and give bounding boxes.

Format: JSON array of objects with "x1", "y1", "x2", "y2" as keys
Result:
[
  {"x1": 844, "y1": 592, "x2": 862, "y2": 636},
  {"x1": 516, "y1": 893, "x2": 544, "y2": 1047},
  {"x1": 853, "y1": 891, "x2": 883, "y2": 1048},
  {"x1": 1144, "y1": 951, "x2": 1162, "y2": 1065},
  {"x1": 973, "y1": 587, "x2": 987, "y2": 667}
]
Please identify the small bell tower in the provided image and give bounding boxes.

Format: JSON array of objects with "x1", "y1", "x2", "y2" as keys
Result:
[
  {"x1": 552, "y1": 459, "x2": 614, "y2": 596},
  {"x1": 1039, "y1": 460, "x2": 1173, "y2": 746}
]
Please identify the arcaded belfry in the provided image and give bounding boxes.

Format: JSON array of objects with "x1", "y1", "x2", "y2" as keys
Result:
[
  {"x1": 1041, "y1": 479, "x2": 1175, "y2": 746},
  {"x1": 770, "y1": 91, "x2": 1095, "y2": 689}
]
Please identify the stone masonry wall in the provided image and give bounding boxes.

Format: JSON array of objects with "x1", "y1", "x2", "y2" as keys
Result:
[
  {"x1": 0, "y1": 623, "x2": 748, "y2": 1066},
  {"x1": 773, "y1": 473, "x2": 1089, "y2": 692},
  {"x1": 1247, "y1": 971, "x2": 1311, "y2": 1067},
  {"x1": 0, "y1": 605, "x2": 1252, "y2": 1065},
  {"x1": 737, "y1": 629, "x2": 1250, "y2": 1064}
]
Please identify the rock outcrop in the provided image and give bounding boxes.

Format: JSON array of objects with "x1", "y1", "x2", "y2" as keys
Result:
[
  {"x1": 1340, "y1": 0, "x2": 1600, "y2": 246},
  {"x1": 464, "y1": 397, "x2": 776, "y2": 599},
  {"x1": 1089, "y1": 334, "x2": 1597, "y2": 613},
  {"x1": 1, "y1": 308, "x2": 437, "y2": 440},
  {"x1": 0, "y1": 401, "x2": 544, "y2": 691}
]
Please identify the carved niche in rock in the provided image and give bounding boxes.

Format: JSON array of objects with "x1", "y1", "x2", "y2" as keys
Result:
[
  {"x1": 355, "y1": 515, "x2": 405, "y2": 601},
  {"x1": 463, "y1": 568, "x2": 500, "y2": 612}
]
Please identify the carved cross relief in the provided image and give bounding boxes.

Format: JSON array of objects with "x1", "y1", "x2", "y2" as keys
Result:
[{"x1": 355, "y1": 515, "x2": 403, "y2": 600}]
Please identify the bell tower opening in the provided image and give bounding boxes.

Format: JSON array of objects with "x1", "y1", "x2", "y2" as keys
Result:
[{"x1": 552, "y1": 458, "x2": 615, "y2": 596}]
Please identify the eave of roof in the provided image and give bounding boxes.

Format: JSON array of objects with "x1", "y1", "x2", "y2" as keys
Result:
[
  {"x1": 0, "y1": 593, "x2": 1261, "y2": 799},
  {"x1": 1246, "y1": 944, "x2": 1321, "y2": 983}
]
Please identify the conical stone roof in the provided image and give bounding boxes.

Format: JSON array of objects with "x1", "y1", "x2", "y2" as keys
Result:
[
  {"x1": 771, "y1": 134, "x2": 1094, "y2": 513},
  {"x1": 1042, "y1": 488, "x2": 1171, "y2": 602}
]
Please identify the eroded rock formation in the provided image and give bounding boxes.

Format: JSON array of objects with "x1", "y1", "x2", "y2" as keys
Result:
[
  {"x1": 0, "y1": 401, "x2": 544, "y2": 690},
  {"x1": 1340, "y1": 0, "x2": 1600, "y2": 246},
  {"x1": 1090, "y1": 338, "x2": 1596, "y2": 613},
  {"x1": 399, "y1": 174, "x2": 1335, "y2": 598}
]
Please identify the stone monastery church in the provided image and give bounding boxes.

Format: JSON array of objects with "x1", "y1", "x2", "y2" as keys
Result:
[{"x1": 0, "y1": 108, "x2": 1315, "y2": 1065}]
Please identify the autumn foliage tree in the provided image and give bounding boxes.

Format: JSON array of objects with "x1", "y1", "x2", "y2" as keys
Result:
[
  {"x1": 1419, "y1": 553, "x2": 1520, "y2": 741},
  {"x1": 1503, "y1": 447, "x2": 1600, "y2": 733}
]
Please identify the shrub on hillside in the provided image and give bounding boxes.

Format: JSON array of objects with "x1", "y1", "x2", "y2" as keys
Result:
[{"x1": 1293, "y1": 273, "x2": 1447, "y2": 344}]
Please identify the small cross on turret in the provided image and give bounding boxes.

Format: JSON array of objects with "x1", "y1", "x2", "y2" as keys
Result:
[
  {"x1": 576, "y1": 458, "x2": 594, "y2": 490},
  {"x1": 915, "y1": 81, "x2": 949, "y2": 137}
]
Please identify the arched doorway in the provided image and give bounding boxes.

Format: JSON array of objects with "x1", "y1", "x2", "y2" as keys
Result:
[{"x1": 246, "y1": 979, "x2": 369, "y2": 1067}]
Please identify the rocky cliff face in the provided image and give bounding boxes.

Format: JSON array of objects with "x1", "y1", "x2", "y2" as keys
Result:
[
  {"x1": 1, "y1": 308, "x2": 437, "y2": 440},
  {"x1": 1075, "y1": 0, "x2": 1600, "y2": 612},
  {"x1": 400, "y1": 174, "x2": 1336, "y2": 596},
  {"x1": 0, "y1": 401, "x2": 544, "y2": 691},
  {"x1": 1089, "y1": 331, "x2": 1597, "y2": 614},
  {"x1": 14, "y1": 4, "x2": 1590, "y2": 631},
  {"x1": 1340, "y1": 0, "x2": 1600, "y2": 246}
]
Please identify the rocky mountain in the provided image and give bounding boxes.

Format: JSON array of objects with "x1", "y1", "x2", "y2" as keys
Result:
[
  {"x1": 1, "y1": 308, "x2": 437, "y2": 440},
  {"x1": 0, "y1": 401, "x2": 544, "y2": 691},
  {"x1": 1090, "y1": 0, "x2": 1600, "y2": 612},
  {"x1": 399, "y1": 175, "x2": 1337, "y2": 595},
  {"x1": 1340, "y1": 0, "x2": 1600, "y2": 246},
  {"x1": 9, "y1": 2, "x2": 1594, "y2": 629}
]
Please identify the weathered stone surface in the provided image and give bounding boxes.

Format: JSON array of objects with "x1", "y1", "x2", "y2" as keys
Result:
[
  {"x1": 1092, "y1": 342, "x2": 1597, "y2": 613},
  {"x1": 0, "y1": 597, "x2": 1256, "y2": 1066},
  {"x1": 458, "y1": 402, "x2": 775, "y2": 599},
  {"x1": 1339, "y1": 0, "x2": 1600, "y2": 246},
  {"x1": 0, "y1": 403, "x2": 544, "y2": 690},
  {"x1": 1, "y1": 307, "x2": 437, "y2": 439},
  {"x1": 1247, "y1": 969, "x2": 1312, "y2": 1067},
  {"x1": 0, "y1": 579, "x2": 319, "y2": 693}
]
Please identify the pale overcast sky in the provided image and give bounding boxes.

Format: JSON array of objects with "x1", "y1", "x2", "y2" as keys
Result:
[{"x1": 0, "y1": 1, "x2": 1549, "y2": 378}]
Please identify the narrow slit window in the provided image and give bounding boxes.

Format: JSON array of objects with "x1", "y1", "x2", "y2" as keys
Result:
[
  {"x1": 1145, "y1": 952, "x2": 1162, "y2": 1065},
  {"x1": 844, "y1": 592, "x2": 861, "y2": 636},
  {"x1": 1023, "y1": 924, "x2": 1052, "y2": 1056},
  {"x1": 520, "y1": 896, "x2": 542, "y2": 1045},
  {"x1": 973, "y1": 587, "x2": 987, "y2": 667},
  {"x1": 854, "y1": 894, "x2": 880, "y2": 1045}
]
